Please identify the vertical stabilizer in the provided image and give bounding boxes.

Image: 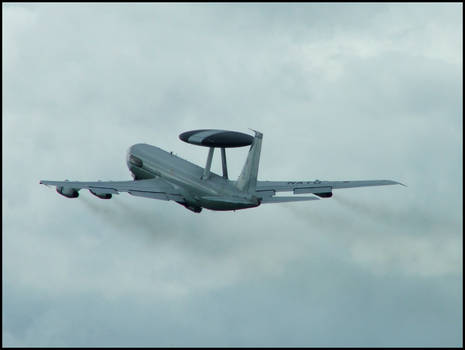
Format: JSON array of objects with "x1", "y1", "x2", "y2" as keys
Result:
[{"x1": 236, "y1": 130, "x2": 263, "y2": 194}]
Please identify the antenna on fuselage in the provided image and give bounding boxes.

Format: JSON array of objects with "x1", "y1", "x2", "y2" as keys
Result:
[{"x1": 178, "y1": 129, "x2": 254, "y2": 180}]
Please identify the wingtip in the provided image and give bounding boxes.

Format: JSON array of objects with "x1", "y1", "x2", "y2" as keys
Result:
[{"x1": 384, "y1": 180, "x2": 406, "y2": 187}]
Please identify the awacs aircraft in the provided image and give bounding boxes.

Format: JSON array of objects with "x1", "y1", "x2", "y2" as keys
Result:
[{"x1": 40, "y1": 129, "x2": 404, "y2": 213}]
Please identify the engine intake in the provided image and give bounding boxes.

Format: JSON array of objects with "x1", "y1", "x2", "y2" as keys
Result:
[
  {"x1": 89, "y1": 189, "x2": 112, "y2": 199},
  {"x1": 56, "y1": 186, "x2": 79, "y2": 198}
]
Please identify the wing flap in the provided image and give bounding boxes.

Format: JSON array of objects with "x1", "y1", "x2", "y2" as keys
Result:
[
  {"x1": 128, "y1": 190, "x2": 184, "y2": 202},
  {"x1": 294, "y1": 186, "x2": 332, "y2": 195},
  {"x1": 255, "y1": 190, "x2": 276, "y2": 198},
  {"x1": 128, "y1": 190, "x2": 170, "y2": 200},
  {"x1": 260, "y1": 196, "x2": 320, "y2": 203},
  {"x1": 257, "y1": 179, "x2": 404, "y2": 194}
]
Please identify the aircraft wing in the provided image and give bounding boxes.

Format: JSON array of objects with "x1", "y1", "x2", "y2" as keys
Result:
[
  {"x1": 40, "y1": 178, "x2": 186, "y2": 202},
  {"x1": 255, "y1": 179, "x2": 405, "y2": 201},
  {"x1": 260, "y1": 196, "x2": 320, "y2": 203}
]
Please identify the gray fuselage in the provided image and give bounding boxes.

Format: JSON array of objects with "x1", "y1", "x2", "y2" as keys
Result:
[{"x1": 126, "y1": 144, "x2": 259, "y2": 212}]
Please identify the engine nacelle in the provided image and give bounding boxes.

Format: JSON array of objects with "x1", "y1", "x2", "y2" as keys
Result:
[
  {"x1": 89, "y1": 189, "x2": 112, "y2": 199},
  {"x1": 56, "y1": 186, "x2": 79, "y2": 198},
  {"x1": 315, "y1": 192, "x2": 333, "y2": 198},
  {"x1": 176, "y1": 201, "x2": 202, "y2": 213}
]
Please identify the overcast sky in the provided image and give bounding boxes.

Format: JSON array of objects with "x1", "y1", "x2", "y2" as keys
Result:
[{"x1": 2, "y1": 3, "x2": 462, "y2": 347}]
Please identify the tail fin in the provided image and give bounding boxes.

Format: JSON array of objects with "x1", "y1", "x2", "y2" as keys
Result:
[{"x1": 236, "y1": 130, "x2": 263, "y2": 194}]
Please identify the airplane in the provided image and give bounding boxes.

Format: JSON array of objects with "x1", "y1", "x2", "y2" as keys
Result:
[{"x1": 40, "y1": 129, "x2": 404, "y2": 213}]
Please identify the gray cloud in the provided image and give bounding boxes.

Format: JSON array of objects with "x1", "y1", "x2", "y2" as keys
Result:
[{"x1": 3, "y1": 3, "x2": 462, "y2": 347}]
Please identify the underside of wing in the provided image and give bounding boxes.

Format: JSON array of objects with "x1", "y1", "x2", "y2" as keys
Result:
[
  {"x1": 40, "y1": 178, "x2": 185, "y2": 202},
  {"x1": 260, "y1": 196, "x2": 320, "y2": 204},
  {"x1": 255, "y1": 179, "x2": 404, "y2": 201}
]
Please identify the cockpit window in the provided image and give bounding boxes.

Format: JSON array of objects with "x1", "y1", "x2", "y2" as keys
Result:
[{"x1": 129, "y1": 154, "x2": 143, "y2": 167}]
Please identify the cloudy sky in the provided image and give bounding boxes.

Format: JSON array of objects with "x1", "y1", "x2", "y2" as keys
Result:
[{"x1": 3, "y1": 3, "x2": 462, "y2": 347}]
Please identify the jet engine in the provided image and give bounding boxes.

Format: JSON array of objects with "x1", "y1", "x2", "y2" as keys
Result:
[
  {"x1": 56, "y1": 186, "x2": 79, "y2": 198},
  {"x1": 176, "y1": 201, "x2": 202, "y2": 213},
  {"x1": 89, "y1": 189, "x2": 112, "y2": 199},
  {"x1": 314, "y1": 192, "x2": 333, "y2": 198}
]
